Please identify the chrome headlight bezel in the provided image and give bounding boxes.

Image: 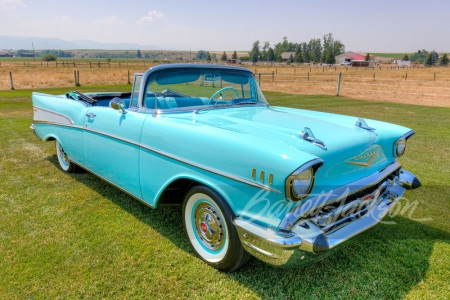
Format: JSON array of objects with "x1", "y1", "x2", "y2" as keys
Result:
[
  {"x1": 394, "y1": 138, "x2": 407, "y2": 157},
  {"x1": 393, "y1": 130, "x2": 415, "y2": 158},
  {"x1": 285, "y1": 159, "x2": 323, "y2": 202}
]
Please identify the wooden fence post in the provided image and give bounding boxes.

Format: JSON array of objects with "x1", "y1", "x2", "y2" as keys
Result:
[
  {"x1": 336, "y1": 72, "x2": 342, "y2": 96},
  {"x1": 272, "y1": 71, "x2": 274, "y2": 82},
  {"x1": 373, "y1": 72, "x2": 375, "y2": 81},
  {"x1": 405, "y1": 73, "x2": 407, "y2": 81},
  {"x1": 258, "y1": 73, "x2": 261, "y2": 86},
  {"x1": 128, "y1": 70, "x2": 130, "y2": 84},
  {"x1": 9, "y1": 72, "x2": 14, "y2": 90},
  {"x1": 77, "y1": 71, "x2": 80, "y2": 86},
  {"x1": 307, "y1": 72, "x2": 309, "y2": 81},
  {"x1": 434, "y1": 72, "x2": 436, "y2": 81},
  {"x1": 74, "y1": 71, "x2": 78, "y2": 86}
]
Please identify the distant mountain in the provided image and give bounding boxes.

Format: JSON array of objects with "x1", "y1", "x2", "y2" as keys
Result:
[{"x1": 0, "y1": 35, "x2": 162, "y2": 50}]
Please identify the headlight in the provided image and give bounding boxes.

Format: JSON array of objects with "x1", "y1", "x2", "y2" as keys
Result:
[
  {"x1": 393, "y1": 130, "x2": 415, "y2": 158},
  {"x1": 291, "y1": 167, "x2": 314, "y2": 200},
  {"x1": 285, "y1": 159, "x2": 323, "y2": 202},
  {"x1": 395, "y1": 138, "x2": 407, "y2": 157}
]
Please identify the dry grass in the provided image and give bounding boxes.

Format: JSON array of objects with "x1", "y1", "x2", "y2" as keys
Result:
[
  {"x1": 251, "y1": 65, "x2": 450, "y2": 107},
  {"x1": 1, "y1": 62, "x2": 449, "y2": 107}
]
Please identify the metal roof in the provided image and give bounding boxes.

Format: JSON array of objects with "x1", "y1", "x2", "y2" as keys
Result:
[{"x1": 347, "y1": 55, "x2": 366, "y2": 60}]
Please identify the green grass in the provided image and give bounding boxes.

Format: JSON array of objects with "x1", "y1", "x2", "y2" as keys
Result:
[
  {"x1": 0, "y1": 86, "x2": 449, "y2": 299},
  {"x1": 371, "y1": 53, "x2": 412, "y2": 58}
]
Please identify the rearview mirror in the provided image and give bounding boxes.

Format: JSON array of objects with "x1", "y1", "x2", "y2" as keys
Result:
[{"x1": 110, "y1": 97, "x2": 126, "y2": 114}]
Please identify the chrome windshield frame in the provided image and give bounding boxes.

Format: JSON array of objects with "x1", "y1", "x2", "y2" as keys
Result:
[{"x1": 138, "y1": 64, "x2": 267, "y2": 110}]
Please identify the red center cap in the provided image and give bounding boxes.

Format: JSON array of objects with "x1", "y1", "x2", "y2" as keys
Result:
[{"x1": 201, "y1": 222, "x2": 208, "y2": 233}]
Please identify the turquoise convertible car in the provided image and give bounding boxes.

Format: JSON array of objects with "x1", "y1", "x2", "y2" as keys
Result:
[{"x1": 31, "y1": 64, "x2": 421, "y2": 271}]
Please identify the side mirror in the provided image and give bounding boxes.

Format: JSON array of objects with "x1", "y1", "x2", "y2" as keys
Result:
[{"x1": 110, "y1": 97, "x2": 126, "y2": 114}]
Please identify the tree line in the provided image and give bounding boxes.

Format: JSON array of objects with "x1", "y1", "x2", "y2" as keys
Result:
[
  {"x1": 405, "y1": 50, "x2": 448, "y2": 66},
  {"x1": 248, "y1": 34, "x2": 345, "y2": 64}
]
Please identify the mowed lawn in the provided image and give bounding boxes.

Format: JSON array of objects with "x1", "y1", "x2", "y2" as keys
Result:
[{"x1": 0, "y1": 85, "x2": 449, "y2": 299}]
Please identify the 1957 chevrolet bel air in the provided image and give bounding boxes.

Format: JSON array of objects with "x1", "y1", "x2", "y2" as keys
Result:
[{"x1": 31, "y1": 64, "x2": 421, "y2": 271}]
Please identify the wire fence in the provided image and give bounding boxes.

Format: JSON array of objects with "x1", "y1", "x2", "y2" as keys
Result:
[{"x1": 1, "y1": 62, "x2": 449, "y2": 106}]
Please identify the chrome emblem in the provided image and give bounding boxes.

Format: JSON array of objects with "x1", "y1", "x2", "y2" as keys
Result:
[{"x1": 346, "y1": 150, "x2": 378, "y2": 167}]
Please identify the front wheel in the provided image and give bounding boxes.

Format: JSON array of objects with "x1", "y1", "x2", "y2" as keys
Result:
[
  {"x1": 56, "y1": 140, "x2": 78, "y2": 173},
  {"x1": 182, "y1": 185, "x2": 250, "y2": 271}
]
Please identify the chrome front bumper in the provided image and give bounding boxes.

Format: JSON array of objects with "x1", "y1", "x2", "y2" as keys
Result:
[{"x1": 234, "y1": 165, "x2": 420, "y2": 268}]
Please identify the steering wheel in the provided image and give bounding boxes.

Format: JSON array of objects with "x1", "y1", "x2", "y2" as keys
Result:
[{"x1": 209, "y1": 87, "x2": 239, "y2": 105}]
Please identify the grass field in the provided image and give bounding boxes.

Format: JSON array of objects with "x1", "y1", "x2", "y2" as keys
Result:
[
  {"x1": 0, "y1": 85, "x2": 449, "y2": 299},
  {"x1": 371, "y1": 53, "x2": 412, "y2": 58}
]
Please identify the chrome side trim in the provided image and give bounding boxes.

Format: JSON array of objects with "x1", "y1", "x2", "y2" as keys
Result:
[
  {"x1": 33, "y1": 106, "x2": 74, "y2": 125},
  {"x1": 35, "y1": 121, "x2": 282, "y2": 194},
  {"x1": 279, "y1": 161, "x2": 401, "y2": 230},
  {"x1": 69, "y1": 159, "x2": 153, "y2": 209}
]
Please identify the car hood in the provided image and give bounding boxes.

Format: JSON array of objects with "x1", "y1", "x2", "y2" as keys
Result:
[{"x1": 165, "y1": 105, "x2": 409, "y2": 188}]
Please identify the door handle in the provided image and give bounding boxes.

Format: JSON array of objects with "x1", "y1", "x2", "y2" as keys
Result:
[{"x1": 86, "y1": 113, "x2": 96, "y2": 118}]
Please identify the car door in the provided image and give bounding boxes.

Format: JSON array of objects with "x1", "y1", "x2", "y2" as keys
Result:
[{"x1": 83, "y1": 106, "x2": 148, "y2": 199}]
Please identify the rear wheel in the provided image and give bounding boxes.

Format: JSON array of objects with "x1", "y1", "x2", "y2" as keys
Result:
[
  {"x1": 182, "y1": 185, "x2": 250, "y2": 272},
  {"x1": 56, "y1": 140, "x2": 78, "y2": 173}
]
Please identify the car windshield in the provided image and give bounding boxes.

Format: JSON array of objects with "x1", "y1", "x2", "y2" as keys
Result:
[{"x1": 143, "y1": 68, "x2": 267, "y2": 110}]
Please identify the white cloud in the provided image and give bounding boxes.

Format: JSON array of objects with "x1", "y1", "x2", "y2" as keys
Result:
[
  {"x1": 0, "y1": 0, "x2": 27, "y2": 10},
  {"x1": 137, "y1": 10, "x2": 165, "y2": 24},
  {"x1": 93, "y1": 15, "x2": 119, "y2": 26}
]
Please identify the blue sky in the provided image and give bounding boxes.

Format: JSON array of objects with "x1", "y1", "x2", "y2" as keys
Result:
[{"x1": 1, "y1": 0, "x2": 449, "y2": 51}]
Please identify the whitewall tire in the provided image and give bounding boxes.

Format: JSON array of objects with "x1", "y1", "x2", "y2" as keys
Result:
[
  {"x1": 56, "y1": 140, "x2": 78, "y2": 173},
  {"x1": 182, "y1": 185, "x2": 250, "y2": 271}
]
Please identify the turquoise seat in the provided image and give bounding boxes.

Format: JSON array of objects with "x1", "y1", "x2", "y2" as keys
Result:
[{"x1": 144, "y1": 97, "x2": 209, "y2": 109}]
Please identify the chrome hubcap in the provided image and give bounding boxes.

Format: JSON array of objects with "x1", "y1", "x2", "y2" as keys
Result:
[
  {"x1": 59, "y1": 145, "x2": 69, "y2": 166},
  {"x1": 193, "y1": 201, "x2": 225, "y2": 251}
]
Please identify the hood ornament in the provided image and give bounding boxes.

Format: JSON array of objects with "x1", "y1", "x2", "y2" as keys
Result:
[
  {"x1": 356, "y1": 118, "x2": 377, "y2": 135},
  {"x1": 299, "y1": 127, "x2": 327, "y2": 150}
]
